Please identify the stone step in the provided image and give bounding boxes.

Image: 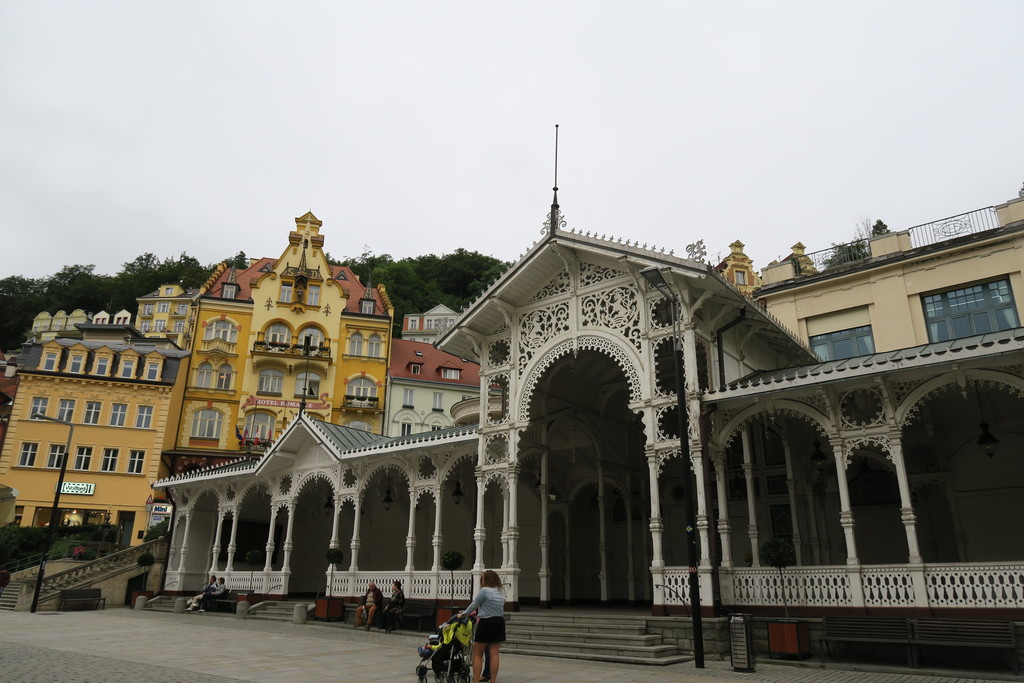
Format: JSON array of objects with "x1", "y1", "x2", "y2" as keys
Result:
[
  {"x1": 505, "y1": 620, "x2": 648, "y2": 635},
  {"x1": 505, "y1": 635, "x2": 680, "y2": 659},
  {"x1": 0, "y1": 582, "x2": 22, "y2": 610},
  {"x1": 503, "y1": 644, "x2": 691, "y2": 667},
  {"x1": 506, "y1": 627, "x2": 661, "y2": 647}
]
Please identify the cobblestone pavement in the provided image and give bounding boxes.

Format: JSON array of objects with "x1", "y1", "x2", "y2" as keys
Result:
[{"x1": 0, "y1": 608, "x2": 1015, "y2": 683}]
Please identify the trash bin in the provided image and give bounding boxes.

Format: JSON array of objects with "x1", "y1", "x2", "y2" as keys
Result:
[{"x1": 730, "y1": 613, "x2": 755, "y2": 672}]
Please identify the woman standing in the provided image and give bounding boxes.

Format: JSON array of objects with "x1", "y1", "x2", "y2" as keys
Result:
[{"x1": 459, "y1": 570, "x2": 505, "y2": 683}]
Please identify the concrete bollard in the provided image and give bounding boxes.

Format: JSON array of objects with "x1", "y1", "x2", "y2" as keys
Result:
[
  {"x1": 174, "y1": 597, "x2": 187, "y2": 614},
  {"x1": 236, "y1": 600, "x2": 248, "y2": 619},
  {"x1": 134, "y1": 595, "x2": 148, "y2": 611},
  {"x1": 293, "y1": 604, "x2": 307, "y2": 625}
]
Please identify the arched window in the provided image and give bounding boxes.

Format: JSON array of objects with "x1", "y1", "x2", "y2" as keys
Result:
[
  {"x1": 244, "y1": 411, "x2": 276, "y2": 440},
  {"x1": 298, "y1": 326, "x2": 324, "y2": 349},
  {"x1": 205, "y1": 320, "x2": 237, "y2": 342},
  {"x1": 296, "y1": 371, "x2": 321, "y2": 397},
  {"x1": 367, "y1": 334, "x2": 382, "y2": 358},
  {"x1": 195, "y1": 362, "x2": 213, "y2": 388},
  {"x1": 190, "y1": 409, "x2": 222, "y2": 439},
  {"x1": 348, "y1": 377, "x2": 377, "y2": 398},
  {"x1": 258, "y1": 368, "x2": 284, "y2": 394},
  {"x1": 347, "y1": 420, "x2": 372, "y2": 432},
  {"x1": 216, "y1": 363, "x2": 233, "y2": 390},
  {"x1": 348, "y1": 332, "x2": 364, "y2": 356},
  {"x1": 266, "y1": 323, "x2": 290, "y2": 345}
]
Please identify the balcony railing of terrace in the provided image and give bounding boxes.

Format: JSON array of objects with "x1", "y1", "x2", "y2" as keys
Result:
[{"x1": 253, "y1": 341, "x2": 332, "y2": 359}]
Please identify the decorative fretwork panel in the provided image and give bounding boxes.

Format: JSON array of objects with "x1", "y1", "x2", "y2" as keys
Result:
[
  {"x1": 517, "y1": 302, "x2": 570, "y2": 375},
  {"x1": 727, "y1": 567, "x2": 854, "y2": 607},
  {"x1": 528, "y1": 270, "x2": 571, "y2": 303},
  {"x1": 578, "y1": 261, "x2": 625, "y2": 289},
  {"x1": 924, "y1": 564, "x2": 1024, "y2": 608},
  {"x1": 862, "y1": 567, "x2": 916, "y2": 606},
  {"x1": 839, "y1": 387, "x2": 886, "y2": 428},
  {"x1": 579, "y1": 286, "x2": 642, "y2": 352},
  {"x1": 487, "y1": 338, "x2": 511, "y2": 367},
  {"x1": 485, "y1": 434, "x2": 509, "y2": 464}
]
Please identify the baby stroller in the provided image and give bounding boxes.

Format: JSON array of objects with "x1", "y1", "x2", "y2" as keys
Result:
[{"x1": 415, "y1": 613, "x2": 475, "y2": 683}]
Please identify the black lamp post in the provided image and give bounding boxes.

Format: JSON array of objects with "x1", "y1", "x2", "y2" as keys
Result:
[
  {"x1": 639, "y1": 266, "x2": 705, "y2": 668},
  {"x1": 29, "y1": 413, "x2": 75, "y2": 613}
]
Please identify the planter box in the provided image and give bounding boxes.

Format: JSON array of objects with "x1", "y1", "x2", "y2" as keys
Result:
[
  {"x1": 315, "y1": 596, "x2": 345, "y2": 621},
  {"x1": 131, "y1": 590, "x2": 154, "y2": 604},
  {"x1": 436, "y1": 606, "x2": 459, "y2": 624},
  {"x1": 767, "y1": 619, "x2": 811, "y2": 659}
]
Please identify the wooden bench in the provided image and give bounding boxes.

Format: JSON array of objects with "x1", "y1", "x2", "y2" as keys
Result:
[
  {"x1": 211, "y1": 590, "x2": 235, "y2": 613},
  {"x1": 377, "y1": 597, "x2": 436, "y2": 632},
  {"x1": 821, "y1": 616, "x2": 913, "y2": 666},
  {"x1": 58, "y1": 588, "x2": 106, "y2": 611},
  {"x1": 911, "y1": 618, "x2": 1018, "y2": 673}
]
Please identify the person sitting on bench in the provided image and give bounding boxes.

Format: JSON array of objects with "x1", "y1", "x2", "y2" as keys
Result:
[
  {"x1": 186, "y1": 575, "x2": 217, "y2": 612},
  {"x1": 354, "y1": 581, "x2": 384, "y2": 630},
  {"x1": 198, "y1": 577, "x2": 227, "y2": 612}
]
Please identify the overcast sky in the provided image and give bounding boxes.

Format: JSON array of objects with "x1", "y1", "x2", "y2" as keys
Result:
[{"x1": 2, "y1": 2, "x2": 1021, "y2": 281}]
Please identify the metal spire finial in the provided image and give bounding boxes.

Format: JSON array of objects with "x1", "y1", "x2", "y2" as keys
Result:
[{"x1": 549, "y1": 124, "x2": 560, "y2": 236}]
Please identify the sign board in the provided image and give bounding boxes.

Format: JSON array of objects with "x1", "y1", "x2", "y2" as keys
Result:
[
  {"x1": 152, "y1": 504, "x2": 172, "y2": 515},
  {"x1": 60, "y1": 482, "x2": 95, "y2": 496}
]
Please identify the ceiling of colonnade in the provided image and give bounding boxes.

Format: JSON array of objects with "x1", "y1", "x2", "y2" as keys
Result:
[{"x1": 520, "y1": 349, "x2": 645, "y2": 495}]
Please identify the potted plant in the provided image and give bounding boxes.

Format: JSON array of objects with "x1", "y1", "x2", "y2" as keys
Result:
[
  {"x1": 244, "y1": 549, "x2": 264, "y2": 604},
  {"x1": 132, "y1": 551, "x2": 156, "y2": 603},
  {"x1": 437, "y1": 550, "x2": 465, "y2": 623},
  {"x1": 761, "y1": 538, "x2": 810, "y2": 659},
  {"x1": 315, "y1": 547, "x2": 345, "y2": 621}
]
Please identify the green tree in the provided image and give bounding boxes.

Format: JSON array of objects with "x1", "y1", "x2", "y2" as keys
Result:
[{"x1": 761, "y1": 538, "x2": 797, "y2": 617}]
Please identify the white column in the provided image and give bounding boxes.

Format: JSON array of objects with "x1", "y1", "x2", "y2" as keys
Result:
[
  {"x1": 830, "y1": 438, "x2": 859, "y2": 565},
  {"x1": 781, "y1": 438, "x2": 803, "y2": 565},
  {"x1": 405, "y1": 488, "x2": 417, "y2": 572},
  {"x1": 741, "y1": 428, "x2": 760, "y2": 566},
  {"x1": 538, "y1": 450, "x2": 551, "y2": 606},
  {"x1": 225, "y1": 508, "x2": 239, "y2": 572},
  {"x1": 281, "y1": 503, "x2": 296, "y2": 574},
  {"x1": 473, "y1": 472, "x2": 486, "y2": 570},
  {"x1": 507, "y1": 468, "x2": 520, "y2": 571},
  {"x1": 349, "y1": 494, "x2": 363, "y2": 572},
  {"x1": 210, "y1": 509, "x2": 225, "y2": 574},
  {"x1": 888, "y1": 435, "x2": 922, "y2": 563},
  {"x1": 646, "y1": 452, "x2": 665, "y2": 568},
  {"x1": 263, "y1": 505, "x2": 279, "y2": 572},
  {"x1": 712, "y1": 449, "x2": 734, "y2": 568},
  {"x1": 432, "y1": 487, "x2": 443, "y2": 572},
  {"x1": 176, "y1": 512, "x2": 194, "y2": 573},
  {"x1": 329, "y1": 498, "x2": 341, "y2": 549}
]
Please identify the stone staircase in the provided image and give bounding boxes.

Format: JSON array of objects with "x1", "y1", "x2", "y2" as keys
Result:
[
  {"x1": 0, "y1": 582, "x2": 24, "y2": 610},
  {"x1": 503, "y1": 612, "x2": 691, "y2": 666}
]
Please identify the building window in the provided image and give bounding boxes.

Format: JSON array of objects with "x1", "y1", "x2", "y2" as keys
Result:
[
  {"x1": 84, "y1": 401, "x2": 101, "y2": 425},
  {"x1": 146, "y1": 361, "x2": 160, "y2": 380},
  {"x1": 18, "y1": 443, "x2": 38, "y2": 467},
  {"x1": 295, "y1": 372, "x2": 321, "y2": 397},
  {"x1": 410, "y1": 364, "x2": 421, "y2": 376},
  {"x1": 279, "y1": 282, "x2": 293, "y2": 303},
  {"x1": 30, "y1": 397, "x2": 48, "y2": 418},
  {"x1": 195, "y1": 362, "x2": 213, "y2": 388},
  {"x1": 735, "y1": 270, "x2": 747, "y2": 286},
  {"x1": 74, "y1": 446, "x2": 92, "y2": 471},
  {"x1": 408, "y1": 318, "x2": 419, "y2": 331},
  {"x1": 127, "y1": 449, "x2": 145, "y2": 474},
  {"x1": 94, "y1": 356, "x2": 109, "y2": 376},
  {"x1": 222, "y1": 283, "x2": 238, "y2": 299},
  {"x1": 266, "y1": 323, "x2": 290, "y2": 345},
  {"x1": 68, "y1": 355, "x2": 84, "y2": 373},
  {"x1": 258, "y1": 369, "x2": 284, "y2": 394},
  {"x1": 163, "y1": 286, "x2": 174, "y2": 296},
  {"x1": 47, "y1": 444, "x2": 65, "y2": 469},
  {"x1": 244, "y1": 411, "x2": 275, "y2": 440},
  {"x1": 922, "y1": 278, "x2": 1020, "y2": 342},
  {"x1": 56, "y1": 399, "x2": 75, "y2": 422},
  {"x1": 155, "y1": 319, "x2": 167, "y2": 332},
  {"x1": 206, "y1": 320, "x2": 237, "y2": 342},
  {"x1": 140, "y1": 321, "x2": 151, "y2": 333},
  {"x1": 110, "y1": 403, "x2": 128, "y2": 427},
  {"x1": 401, "y1": 422, "x2": 412, "y2": 436},
  {"x1": 361, "y1": 298, "x2": 375, "y2": 315},
  {"x1": 403, "y1": 388, "x2": 414, "y2": 408},
  {"x1": 299, "y1": 327, "x2": 323, "y2": 349},
  {"x1": 42, "y1": 352, "x2": 58, "y2": 371},
  {"x1": 307, "y1": 284, "x2": 320, "y2": 306},
  {"x1": 174, "y1": 321, "x2": 185, "y2": 332},
  {"x1": 216, "y1": 364, "x2": 234, "y2": 390},
  {"x1": 348, "y1": 333, "x2": 364, "y2": 356},
  {"x1": 809, "y1": 325, "x2": 876, "y2": 361},
  {"x1": 101, "y1": 448, "x2": 119, "y2": 472},
  {"x1": 157, "y1": 301, "x2": 170, "y2": 313},
  {"x1": 441, "y1": 368, "x2": 460, "y2": 380},
  {"x1": 176, "y1": 303, "x2": 188, "y2": 315},
  {"x1": 432, "y1": 392, "x2": 444, "y2": 411},
  {"x1": 431, "y1": 425, "x2": 442, "y2": 432},
  {"x1": 349, "y1": 377, "x2": 377, "y2": 399},
  {"x1": 367, "y1": 334, "x2": 382, "y2": 358},
  {"x1": 120, "y1": 358, "x2": 135, "y2": 379},
  {"x1": 143, "y1": 303, "x2": 154, "y2": 315},
  {"x1": 191, "y1": 409, "x2": 223, "y2": 439},
  {"x1": 136, "y1": 405, "x2": 153, "y2": 429}
]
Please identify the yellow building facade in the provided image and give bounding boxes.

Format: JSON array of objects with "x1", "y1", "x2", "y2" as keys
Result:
[
  {"x1": 167, "y1": 212, "x2": 394, "y2": 472},
  {"x1": 136, "y1": 284, "x2": 197, "y2": 348},
  {"x1": 0, "y1": 324, "x2": 187, "y2": 546}
]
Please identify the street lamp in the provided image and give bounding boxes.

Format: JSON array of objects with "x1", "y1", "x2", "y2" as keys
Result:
[
  {"x1": 29, "y1": 413, "x2": 75, "y2": 613},
  {"x1": 639, "y1": 266, "x2": 705, "y2": 668}
]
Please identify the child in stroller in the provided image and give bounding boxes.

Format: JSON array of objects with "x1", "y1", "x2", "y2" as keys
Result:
[{"x1": 415, "y1": 612, "x2": 475, "y2": 683}]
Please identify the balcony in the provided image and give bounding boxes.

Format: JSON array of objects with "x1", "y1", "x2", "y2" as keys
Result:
[
  {"x1": 199, "y1": 338, "x2": 238, "y2": 356},
  {"x1": 253, "y1": 341, "x2": 332, "y2": 360},
  {"x1": 344, "y1": 395, "x2": 379, "y2": 409}
]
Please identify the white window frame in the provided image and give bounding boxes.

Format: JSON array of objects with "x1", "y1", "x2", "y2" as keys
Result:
[
  {"x1": 30, "y1": 397, "x2": 48, "y2": 418},
  {"x1": 84, "y1": 401, "x2": 101, "y2": 425},
  {"x1": 74, "y1": 446, "x2": 92, "y2": 471},
  {"x1": 19, "y1": 443, "x2": 38, "y2": 467},
  {"x1": 258, "y1": 369, "x2": 284, "y2": 394},
  {"x1": 110, "y1": 403, "x2": 127, "y2": 427},
  {"x1": 57, "y1": 399, "x2": 75, "y2": 422},
  {"x1": 136, "y1": 405, "x2": 153, "y2": 429},
  {"x1": 101, "y1": 447, "x2": 119, "y2": 472},
  {"x1": 127, "y1": 449, "x2": 145, "y2": 474}
]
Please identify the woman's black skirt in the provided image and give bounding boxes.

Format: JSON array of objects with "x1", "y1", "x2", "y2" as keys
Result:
[{"x1": 474, "y1": 616, "x2": 506, "y2": 643}]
